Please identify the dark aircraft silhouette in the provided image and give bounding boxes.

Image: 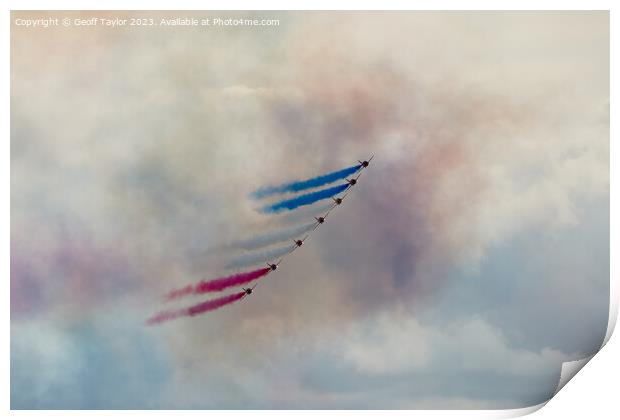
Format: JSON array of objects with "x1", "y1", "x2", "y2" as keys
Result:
[
  {"x1": 332, "y1": 191, "x2": 350, "y2": 206},
  {"x1": 313, "y1": 210, "x2": 332, "y2": 230},
  {"x1": 358, "y1": 155, "x2": 374, "y2": 168},
  {"x1": 242, "y1": 284, "x2": 258, "y2": 297},
  {"x1": 346, "y1": 171, "x2": 363, "y2": 186},
  {"x1": 266, "y1": 258, "x2": 283, "y2": 271},
  {"x1": 293, "y1": 235, "x2": 309, "y2": 248}
]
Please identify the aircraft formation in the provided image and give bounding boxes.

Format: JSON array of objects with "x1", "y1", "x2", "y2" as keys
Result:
[{"x1": 147, "y1": 156, "x2": 373, "y2": 325}]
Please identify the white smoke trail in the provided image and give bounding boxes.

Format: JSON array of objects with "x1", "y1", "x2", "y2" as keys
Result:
[
  {"x1": 226, "y1": 244, "x2": 296, "y2": 269},
  {"x1": 279, "y1": 202, "x2": 334, "y2": 224},
  {"x1": 230, "y1": 222, "x2": 316, "y2": 251}
]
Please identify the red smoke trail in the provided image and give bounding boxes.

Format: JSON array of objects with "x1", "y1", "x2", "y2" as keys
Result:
[
  {"x1": 164, "y1": 267, "x2": 271, "y2": 301},
  {"x1": 187, "y1": 291, "x2": 246, "y2": 316},
  {"x1": 147, "y1": 292, "x2": 246, "y2": 325}
]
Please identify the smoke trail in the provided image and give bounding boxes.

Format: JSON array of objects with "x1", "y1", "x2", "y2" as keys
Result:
[
  {"x1": 280, "y1": 202, "x2": 335, "y2": 224},
  {"x1": 147, "y1": 292, "x2": 246, "y2": 325},
  {"x1": 165, "y1": 267, "x2": 271, "y2": 301},
  {"x1": 260, "y1": 184, "x2": 349, "y2": 214},
  {"x1": 252, "y1": 164, "x2": 361, "y2": 199},
  {"x1": 226, "y1": 244, "x2": 296, "y2": 269},
  {"x1": 231, "y1": 222, "x2": 316, "y2": 250}
]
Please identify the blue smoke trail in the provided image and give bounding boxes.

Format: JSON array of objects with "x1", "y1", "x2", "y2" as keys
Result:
[
  {"x1": 252, "y1": 165, "x2": 361, "y2": 199},
  {"x1": 226, "y1": 244, "x2": 296, "y2": 269},
  {"x1": 261, "y1": 184, "x2": 349, "y2": 214}
]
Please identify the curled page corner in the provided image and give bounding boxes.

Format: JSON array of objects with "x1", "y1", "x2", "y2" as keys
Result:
[
  {"x1": 602, "y1": 301, "x2": 618, "y2": 347},
  {"x1": 552, "y1": 299, "x2": 618, "y2": 396},
  {"x1": 497, "y1": 353, "x2": 600, "y2": 418},
  {"x1": 554, "y1": 355, "x2": 596, "y2": 396},
  {"x1": 494, "y1": 401, "x2": 547, "y2": 418}
]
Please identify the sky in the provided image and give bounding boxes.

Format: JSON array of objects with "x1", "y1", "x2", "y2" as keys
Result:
[{"x1": 10, "y1": 11, "x2": 609, "y2": 409}]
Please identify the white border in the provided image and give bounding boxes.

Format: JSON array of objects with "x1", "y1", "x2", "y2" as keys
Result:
[{"x1": 3, "y1": 1, "x2": 616, "y2": 419}]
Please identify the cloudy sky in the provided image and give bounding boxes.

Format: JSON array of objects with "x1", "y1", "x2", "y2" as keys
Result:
[{"x1": 11, "y1": 11, "x2": 609, "y2": 409}]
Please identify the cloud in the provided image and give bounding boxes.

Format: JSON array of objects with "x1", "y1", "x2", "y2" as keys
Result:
[
  {"x1": 11, "y1": 311, "x2": 173, "y2": 409},
  {"x1": 335, "y1": 310, "x2": 574, "y2": 377}
]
